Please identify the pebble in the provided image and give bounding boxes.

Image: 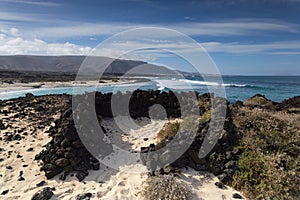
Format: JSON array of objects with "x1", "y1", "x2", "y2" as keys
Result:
[
  {"x1": 1, "y1": 189, "x2": 9, "y2": 195},
  {"x1": 232, "y1": 193, "x2": 243, "y2": 199}
]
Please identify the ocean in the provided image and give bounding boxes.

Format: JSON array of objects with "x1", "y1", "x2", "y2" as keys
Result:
[{"x1": 0, "y1": 76, "x2": 299, "y2": 103}]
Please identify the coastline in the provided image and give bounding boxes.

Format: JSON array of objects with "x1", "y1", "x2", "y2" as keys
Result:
[{"x1": 0, "y1": 78, "x2": 148, "y2": 93}]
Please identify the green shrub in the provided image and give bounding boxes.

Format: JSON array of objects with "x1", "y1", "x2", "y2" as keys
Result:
[
  {"x1": 229, "y1": 108, "x2": 300, "y2": 199},
  {"x1": 198, "y1": 110, "x2": 211, "y2": 124},
  {"x1": 232, "y1": 150, "x2": 299, "y2": 200},
  {"x1": 157, "y1": 121, "x2": 180, "y2": 142}
]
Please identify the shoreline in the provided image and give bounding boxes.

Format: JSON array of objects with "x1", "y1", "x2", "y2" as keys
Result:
[{"x1": 0, "y1": 78, "x2": 149, "y2": 93}]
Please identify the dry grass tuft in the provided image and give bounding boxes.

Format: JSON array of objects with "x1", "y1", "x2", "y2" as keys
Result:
[{"x1": 140, "y1": 175, "x2": 192, "y2": 200}]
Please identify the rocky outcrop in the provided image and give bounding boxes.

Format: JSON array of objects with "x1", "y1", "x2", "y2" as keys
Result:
[
  {"x1": 35, "y1": 90, "x2": 202, "y2": 181},
  {"x1": 243, "y1": 94, "x2": 276, "y2": 110},
  {"x1": 140, "y1": 97, "x2": 241, "y2": 184},
  {"x1": 31, "y1": 187, "x2": 55, "y2": 200},
  {"x1": 277, "y1": 96, "x2": 300, "y2": 111},
  {"x1": 35, "y1": 106, "x2": 100, "y2": 181}
]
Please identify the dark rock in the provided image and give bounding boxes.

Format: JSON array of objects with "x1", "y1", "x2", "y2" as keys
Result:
[
  {"x1": 76, "y1": 171, "x2": 89, "y2": 181},
  {"x1": 59, "y1": 172, "x2": 68, "y2": 181},
  {"x1": 64, "y1": 152, "x2": 75, "y2": 159},
  {"x1": 277, "y1": 96, "x2": 300, "y2": 110},
  {"x1": 90, "y1": 161, "x2": 100, "y2": 170},
  {"x1": 225, "y1": 161, "x2": 236, "y2": 169},
  {"x1": 143, "y1": 138, "x2": 148, "y2": 141},
  {"x1": 163, "y1": 166, "x2": 173, "y2": 174},
  {"x1": 42, "y1": 163, "x2": 57, "y2": 171},
  {"x1": 27, "y1": 147, "x2": 34, "y2": 152},
  {"x1": 1, "y1": 189, "x2": 9, "y2": 195},
  {"x1": 218, "y1": 173, "x2": 231, "y2": 184},
  {"x1": 45, "y1": 168, "x2": 63, "y2": 179},
  {"x1": 212, "y1": 167, "x2": 222, "y2": 176},
  {"x1": 69, "y1": 158, "x2": 81, "y2": 166},
  {"x1": 17, "y1": 176, "x2": 25, "y2": 181},
  {"x1": 61, "y1": 139, "x2": 70, "y2": 148},
  {"x1": 6, "y1": 166, "x2": 12, "y2": 170},
  {"x1": 224, "y1": 168, "x2": 235, "y2": 177},
  {"x1": 232, "y1": 148, "x2": 242, "y2": 155},
  {"x1": 36, "y1": 181, "x2": 46, "y2": 187},
  {"x1": 215, "y1": 181, "x2": 225, "y2": 189},
  {"x1": 25, "y1": 93, "x2": 34, "y2": 98},
  {"x1": 72, "y1": 140, "x2": 84, "y2": 148},
  {"x1": 54, "y1": 158, "x2": 70, "y2": 167},
  {"x1": 0, "y1": 120, "x2": 5, "y2": 130},
  {"x1": 76, "y1": 192, "x2": 92, "y2": 200},
  {"x1": 232, "y1": 193, "x2": 243, "y2": 199},
  {"x1": 31, "y1": 187, "x2": 54, "y2": 200}
]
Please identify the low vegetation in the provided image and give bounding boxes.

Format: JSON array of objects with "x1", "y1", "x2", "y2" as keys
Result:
[
  {"x1": 230, "y1": 107, "x2": 300, "y2": 199},
  {"x1": 156, "y1": 121, "x2": 180, "y2": 142},
  {"x1": 140, "y1": 175, "x2": 191, "y2": 200}
]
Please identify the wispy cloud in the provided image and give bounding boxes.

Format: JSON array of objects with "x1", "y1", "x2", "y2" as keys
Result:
[
  {"x1": 171, "y1": 19, "x2": 299, "y2": 36},
  {"x1": 25, "y1": 18, "x2": 299, "y2": 39},
  {"x1": 0, "y1": 0, "x2": 62, "y2": 7},
  {"x1": 0, "y1": 11, "x2": 41, "y2": 22},
  {"x1": 0, "y1": 10, "x2": 297, "y2": 38},
  {"x1": 201, "y1": 41, "x2": 300, "y2": 54}
]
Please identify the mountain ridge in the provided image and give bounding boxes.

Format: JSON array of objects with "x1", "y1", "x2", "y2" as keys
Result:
[{"x1": 0, "y1": 55, "x2": 177, "y2": 76}]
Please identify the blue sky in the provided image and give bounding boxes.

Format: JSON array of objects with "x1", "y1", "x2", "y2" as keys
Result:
[{"x1": 0, "y1": 0, "x2": 300, "y2": 75}]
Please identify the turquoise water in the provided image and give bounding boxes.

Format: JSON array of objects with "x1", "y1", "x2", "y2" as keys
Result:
[{"x1": 0, "y1": 76, "x2": 299, "y2": 102}]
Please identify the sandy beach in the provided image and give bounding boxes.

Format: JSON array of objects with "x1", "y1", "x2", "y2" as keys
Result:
[{"x1": 0, "y1": 79, "x2": 139, "y2": 93}]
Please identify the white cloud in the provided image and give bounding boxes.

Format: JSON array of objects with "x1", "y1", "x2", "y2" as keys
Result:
[
  {"x1": 1, "y1": 27, "x2": 300, "y2": 57},
  {"x1": 0, "y1": 27, "x2": 21, "y2": 37},
  {"x1": 0, "y1": 28, "x2": 92, "y2": 55},
  {"x1": 0, "y1": 0, "x2": 62, "y2": 7}
]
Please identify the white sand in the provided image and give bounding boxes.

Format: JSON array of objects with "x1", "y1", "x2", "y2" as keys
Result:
[
  {"x1": 0, "y1": 79, "x2": 136, "y2": 93},
  {"x1": 0, "y1": 111, "x2": 245, "y2": 199}
]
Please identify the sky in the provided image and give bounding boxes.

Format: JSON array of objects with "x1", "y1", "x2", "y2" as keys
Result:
[{"x1": 0, "y1": 0, "x2": 300, "y2": 75}]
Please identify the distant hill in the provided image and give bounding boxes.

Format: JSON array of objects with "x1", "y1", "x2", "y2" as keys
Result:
[{"x1": 0, "y1": 55, "x2": 177, "y2": 76}]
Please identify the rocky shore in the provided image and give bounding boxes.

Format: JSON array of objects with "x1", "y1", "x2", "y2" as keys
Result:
[{"x1": 0, "y1": 91, "x2": 299, "y2": 199}]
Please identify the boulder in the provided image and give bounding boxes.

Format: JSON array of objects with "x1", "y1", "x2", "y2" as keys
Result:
[{"x1": 31, "y1": 187, "x2": 54, "y2": 200}]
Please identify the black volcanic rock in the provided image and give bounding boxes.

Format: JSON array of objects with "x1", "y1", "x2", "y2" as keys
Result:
[
  {"x1": 31, "y1": 187, "x2": 54, "y2": 200},
  {"x1": 139, "y1": 95, "x2": 241, "y2": 183},
  {"x1": 277, "y1": 96, "x2": 300, "y2": 110},
  {"x1": 76, "y1": 193, "x2": 93, "y2": 200},
  {"x1": 35, "y1": 102, "x2": 100, "y2": 181}
]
